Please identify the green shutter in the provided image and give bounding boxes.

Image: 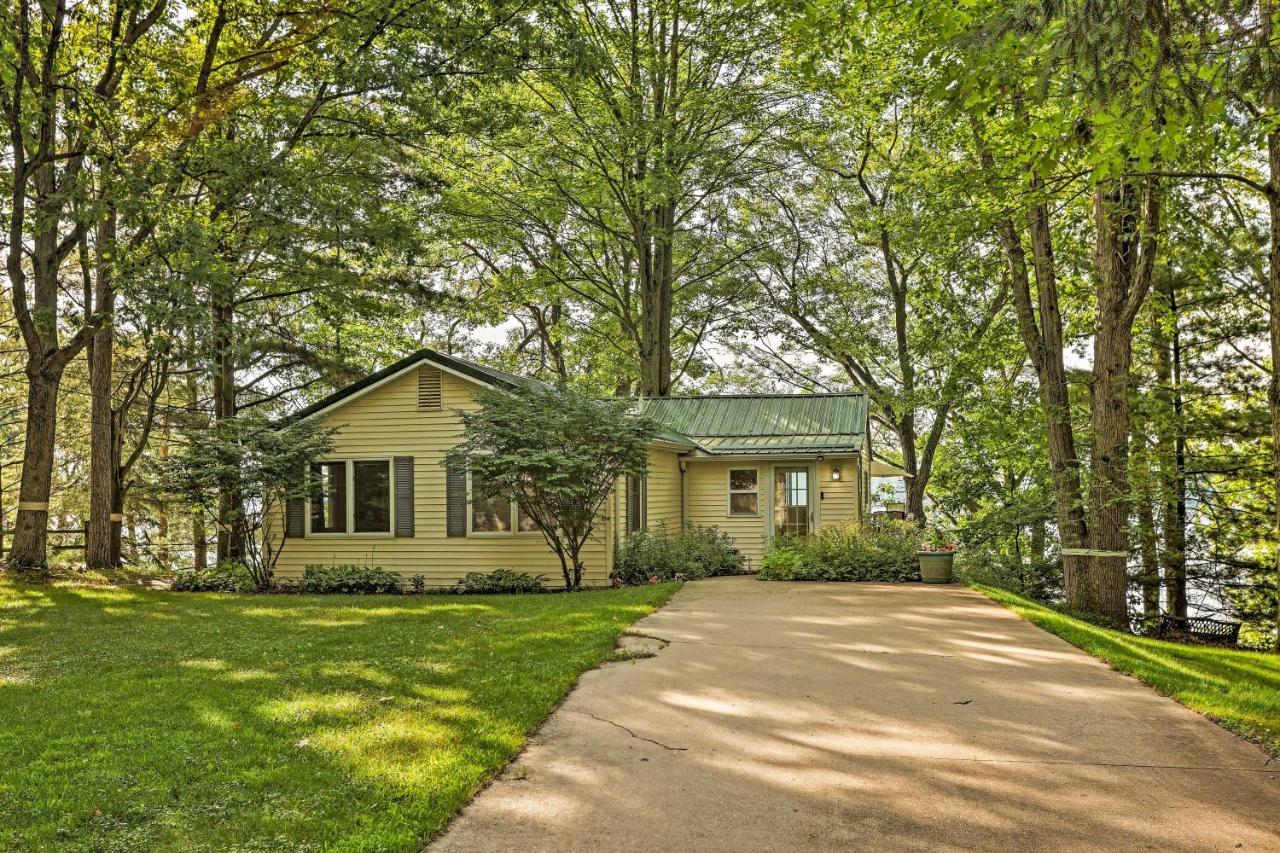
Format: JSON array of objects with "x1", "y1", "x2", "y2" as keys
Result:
[
  {"x1": 394, "y1": 456, "x2": 414, "y2": 537},
  {"x1": 446, "y1": 461, "x2": 467, "y2": 537},
  {"x1": 285, "y1": 498, "x2": 305, "y2": 538}
]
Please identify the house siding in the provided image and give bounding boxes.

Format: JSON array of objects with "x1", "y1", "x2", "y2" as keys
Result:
[
  {"x1": 684, "y1": 461, "x2": 769, "y2": 568},
  {"x1": 683, "y1": 456, "x2": 863, "y2": 569},
  {"x1": 646, "y1": 448, "x2": 684, "y2": 529},
  {"x1": 272, "y1": 369, "x2": 613, "y2": 588}
]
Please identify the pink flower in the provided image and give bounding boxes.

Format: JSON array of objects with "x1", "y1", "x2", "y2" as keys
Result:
[{"x1": 649, "y1": 575, "x2": 658, "y2": 584}]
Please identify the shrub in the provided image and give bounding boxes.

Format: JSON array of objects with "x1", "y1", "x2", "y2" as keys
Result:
[
  {"x1": 451, "y1": 569, "x2": 547, "y2": 594},
  {"x1": 613, "y1": 524, "x2": 747, "y2": 586},
  {"x1": 297, "y1": 564, "x2": 403, "y2": 594},
  {"x1": 758, "y1": 520, "x2": 920, "y2": 582},
  {"x1": 172, "y1": 561, "x2": 255, "y2": 592}
]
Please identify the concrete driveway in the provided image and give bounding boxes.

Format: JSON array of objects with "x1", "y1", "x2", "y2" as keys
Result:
[{"x1": 432, "y1": 577, "x2": 1280, "y2": 852}]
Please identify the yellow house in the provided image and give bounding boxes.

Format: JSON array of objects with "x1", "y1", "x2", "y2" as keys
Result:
[{"x1": 274, "y1": 349, "x2": 874, "y2": 587}]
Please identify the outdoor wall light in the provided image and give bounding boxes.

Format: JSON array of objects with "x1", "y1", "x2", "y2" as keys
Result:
[{"x1": 831, "y1": 466, "x2": 842, "y2": 481}]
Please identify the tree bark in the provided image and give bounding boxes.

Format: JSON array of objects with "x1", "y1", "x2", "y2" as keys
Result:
[
  {"x1": 1086, "y1": 177, "x2": 1158, "y2": 626},
  {"x1": 8, "y1": 361, "x2": 62, "y2": 571},
  {"x1": 86, "y1": 212, "x2": 118, "y2": 568},
  {"x1": 212, "y1": 292, "x2": 242, "y2": 564},
  {"x1": 1268, "y1": 121, "x2": 1280, "y2": 651},
  {"x1": 1153, "y1": 273, "x2": 1188, "y2": 618},
  {"x1": 1024, "y1": 192, "x2": 1093, "y2": 606}
]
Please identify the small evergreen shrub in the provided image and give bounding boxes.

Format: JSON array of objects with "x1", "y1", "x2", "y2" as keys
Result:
[
  {"x1": 297, "y1": 564, "x2": 402, "y2": 594},
  {"x1": 758, "y1": 520, "x2": 920, "y2": 582},
  {"x1": 451, "y1": 569, "x2": 547, "y2": 594},
  {"x1": 613, "y1": 524, "x2": 747, "y2": 586},
  {"x1": 172, "y1": 561, "x2": 255, "y2": 592},
  {"x1": 410, "y1": 574, "x2": 427, "y2": 594}
]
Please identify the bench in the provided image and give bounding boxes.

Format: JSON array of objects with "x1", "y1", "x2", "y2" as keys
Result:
[{"x1": 1156, "y1": 615, "x2": 1241, "y2": 646}]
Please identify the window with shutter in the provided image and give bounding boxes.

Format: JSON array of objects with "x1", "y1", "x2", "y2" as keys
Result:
[{"x1": 417, "y1": 366, "x2": 442, "y2": 409}]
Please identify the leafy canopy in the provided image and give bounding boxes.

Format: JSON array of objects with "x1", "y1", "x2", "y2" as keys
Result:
[{"x1": 444, "y1": 382, "x2": 656, "y2": 589}]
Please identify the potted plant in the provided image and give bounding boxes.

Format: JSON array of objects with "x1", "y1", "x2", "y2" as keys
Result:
[{"x1": 917, "y1": 536, "x2": 957, "y2": 584}]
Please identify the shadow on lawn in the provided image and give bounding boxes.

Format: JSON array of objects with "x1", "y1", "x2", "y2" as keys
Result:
[{"x1": 0, "y1": 582, "x2": 664, "y2": 850}]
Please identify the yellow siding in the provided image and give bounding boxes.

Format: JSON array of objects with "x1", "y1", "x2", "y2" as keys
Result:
[
  {"x1": 684, "y1": 461, "x2": 769, "y2": 568},
  {"x1": 817, "y1": 457, "x2": 862, "y2": 528},
  {"x1": 684, "y1": 457, "x2": 863, "y2": 568},
  {"x1": 645, "y1": 448, "x2": 683, "y2": 529},
  {"x1": 273, "y1": 368, "x2": 613, "y2": 588}
]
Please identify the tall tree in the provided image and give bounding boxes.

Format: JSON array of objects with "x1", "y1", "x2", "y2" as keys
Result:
[{"x1": 436, "y1": 0, "x2": 793, "y2": 395}]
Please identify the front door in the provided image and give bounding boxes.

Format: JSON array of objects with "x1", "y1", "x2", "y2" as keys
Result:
[{"x1": 773, "y1": 467, "x2": 812, "y2": 537}]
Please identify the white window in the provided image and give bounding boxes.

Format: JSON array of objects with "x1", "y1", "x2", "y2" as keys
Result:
[
  {"x1": 470, "y1": 474, "x2": 537, "y2": 534},
  {"x1": 308, "y1": 459, "x2": 392, "y2": 535},
  {"x1": 728, "y1": 468, "x2": 759, "y2": 516}
]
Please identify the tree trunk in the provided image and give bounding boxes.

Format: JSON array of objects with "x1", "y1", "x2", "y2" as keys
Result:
[
  {"x1": 1268, "y1": 119, "x2": 1280, "y2": 651},
  {"x1": 86, "y1": 212, "x2": 118, "y2": 569},
  {"x1": 109, "y1": 482, "x2": 125, "y2": 567},
  {"x1": 1086, "y1": 178, "x2": 1155, "y2": 626},
  {"x1": 212, "y1": 293, "x2": 242, "y2": 564},
  {"x1": 1022, "y1": 190, "x2": 1091, "y2": 604},
  {"x1": 1134, "y1": 466, "x2": 1161, "y2": 628},
  {"x1": 8, "y1": 359, "x2": 61, "y2": 572},
  {"x1": 1153, "y1": 273, "x2": 1188, "y2": 618},
  {"x1": 193, "y1": 511, "x2": 208, "y2": 570},
  {"x1": 638, "y1": 205, "x2": 675, "y2": 397}
]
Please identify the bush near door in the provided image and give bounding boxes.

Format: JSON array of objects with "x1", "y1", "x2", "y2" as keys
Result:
[
  {"x1": 758, "y1": 520, "x2": 919, "y2": 581},
  {"x1": 613, "y1": 524, "x2": 747, "y2": 585}
]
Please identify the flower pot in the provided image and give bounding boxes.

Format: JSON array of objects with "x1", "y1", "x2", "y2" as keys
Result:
[{"x1": 918, "y1": 551, "x2": 954, "y2": 584}]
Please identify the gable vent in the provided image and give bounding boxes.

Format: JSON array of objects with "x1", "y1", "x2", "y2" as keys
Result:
[{"x1": 417, "y1": 366, "x2": 442, "y2": 410}]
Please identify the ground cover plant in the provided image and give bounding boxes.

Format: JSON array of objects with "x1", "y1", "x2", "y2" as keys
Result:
[
  {"x1": 758, "y1": 521, "x2": 919, "y2": 582},
  {"x1": 0, "y1": 579, "x2": 677, "y2": 850},
  {"x1": 975, "y1": 584, "x2": 1280, "y2": 757},
  {"x1": 612, "y1": 524, "x2": 746, "y2": 585}
]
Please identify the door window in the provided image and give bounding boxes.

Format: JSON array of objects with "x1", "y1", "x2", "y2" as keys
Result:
[{"x1": 774, "y1": 468, "x2": 810, "y2": 536}]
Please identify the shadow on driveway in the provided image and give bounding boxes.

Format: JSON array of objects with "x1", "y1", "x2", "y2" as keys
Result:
[{"x1": 432, "y1": 577, "x2": 1280, "y2": 852}]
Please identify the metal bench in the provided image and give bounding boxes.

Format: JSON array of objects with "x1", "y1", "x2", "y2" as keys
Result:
[{"x1": 1156, "y1": 615, "x2": 1241, "y2": 646}]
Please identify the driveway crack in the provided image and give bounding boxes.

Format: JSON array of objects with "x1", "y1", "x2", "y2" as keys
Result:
[{"x1": 573, "y1": 711, "x2": 688, "y2": 751}]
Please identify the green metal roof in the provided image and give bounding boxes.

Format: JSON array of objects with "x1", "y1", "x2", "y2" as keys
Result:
[{"x1": 639, "y1": 393, "x2": 867, "y2": 456}]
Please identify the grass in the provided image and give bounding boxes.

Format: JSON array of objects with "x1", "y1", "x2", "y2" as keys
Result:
[
  {"x1": 0, "y1": 579, "x2": 678, "y2": 851},
  {"x1": 973, "y1": 583, "x2": 1280, "y2": 758}
]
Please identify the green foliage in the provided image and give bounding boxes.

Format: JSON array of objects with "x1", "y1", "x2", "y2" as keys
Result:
[
  {"x1": 296, "y1": 565, "x2": 403, "y2": 595},
  {"x1": 0, "y1": 577, "x2": 677, "y2": 849},
  {"x1": 171, "y1": 561, "x2": 255, "y2": 593},
  {"x1": 976, "y1": 584, "x2": 1280, "y2": 758},
  {"x1": 450, "y1": 569, "x2": 547, "y2": 595},
  {"x1": 430, "y1": 0, "x2": 789, "y2": 393},
  {"x1": 444, "y1": 382, "x2": 656, "y2": 590},
  {"x1": 758, "y1": 521, "x2": 920, "y2": 582},
  {"x1": 612, "y1": 524, "x2": 747, "y2": 586},
  {"x1": 160, "y1": 415, "x2": 334, "y2": 590}
]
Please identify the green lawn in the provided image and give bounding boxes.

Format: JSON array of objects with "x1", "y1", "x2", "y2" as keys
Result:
[
  {"x1": 973, "y1": 584, "x2": 1280, "y2": 757},
  {"x1": 0, "y1": 580, "x2": 677, "y2": 851}
]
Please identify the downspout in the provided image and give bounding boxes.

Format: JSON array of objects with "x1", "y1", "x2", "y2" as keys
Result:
[{"x1": 679, "y1": 457, "x2": 688, "y2": 527}]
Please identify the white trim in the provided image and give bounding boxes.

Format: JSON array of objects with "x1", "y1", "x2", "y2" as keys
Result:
[
  {"x1": 304, "y1": 457, "x2": 395, "y2": 538},
  {"x1": 296, "y1": 355, "x2": 499, "y2": 423},
  {"x1": 726, "y1": 466, "x2": 760, "y2": 517},
  {"x1": 767, "y1": 463, "x2": 817, "y2": 538}
]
